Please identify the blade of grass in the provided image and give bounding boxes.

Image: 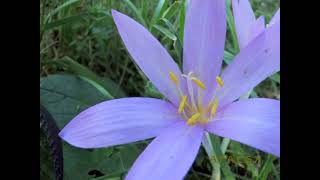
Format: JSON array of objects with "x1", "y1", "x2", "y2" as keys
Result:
[
  {"x1": 270, "y1": 73, "x2": 280, "y2": 83},
  {"x1": 160, "y1": 18, "x2": 183, "y2": 66},
  {"x1": 79, "y1": 76, "x2": 114, "y2": 98},
  {"x1": 44, "y1": 12, "x2": 89, "y2": 31},
  {"x1": 221, "y1": 138, "x2": 231, "y2": 154},
  {"x1": 47, "y1": 0, "x2": 80, "y2": 19},
  {"x1": 226, "y1": 0, "x2": 240, "y2": 53},
  {"x1": 41, "y1": 0, "x2": 81, "y2": 41},
  {"x1": 161, "y1": 1, "x2": 181, "y2": 20},
  {"x1": 153, "y1": 24, "x2": 177, "y2": 41},
  {"x1": 122, "y1": 0, "x2": 147, "y2": 27},
  {"x1": 224, "y1": 50, "x2": 234, "y2": 64},
  {"x1": 272, "y1": 164, "x2": 280, "y2": 180},
  {"x1": 257, "y1": 154, "x2": 276, "y2": 180},
  {"x1": 203, "y1": 133, "x2": 235, "y2": 180},
  {"x1": 149, "y1": 0, "x2": 168, "y2": 31},
  {"x1": 178, "y1": 0, "x2": 187, "y2": 43}
]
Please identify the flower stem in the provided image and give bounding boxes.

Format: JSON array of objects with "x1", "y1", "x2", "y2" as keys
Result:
[
  {"x1": 220, "y1": 138, "x2": 230, "y2": 154},
  {"x1": 202, "y1": 132, "x2": 221, "y2": 180}
]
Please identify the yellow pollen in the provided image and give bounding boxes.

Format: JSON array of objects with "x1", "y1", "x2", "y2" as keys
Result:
[
  {"x1": 192, "y1": 78, "x2": 206, "y2": 89},
  {"x1": 216, "y1": 76, "x2": 224, "y2": 87},
  {"x1": 178, "y1": 95, "x2": 187, "y2": 113},
  {"x1": 169, "y1": 72, "x2": 179, "y2": 85},
  {"x1": 210, "y1": 100, "x2": 219, "y2": 116},
  {"x1": 187, "y1": 113, "x2": 201, "y2": 125}
]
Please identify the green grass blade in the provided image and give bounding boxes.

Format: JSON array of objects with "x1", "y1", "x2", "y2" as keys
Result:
[
  {"x1": 46, "y1": 0, "x2": 80, "y2": 21},
  {"x1": 149, "y1": 0, "x2": 168, "y2": 30},
  {"x1": 226, "y1": 0, "x2": 240, "y2": 53},
  {"x1": 161, "y1": 1, "x2": 181, "y2": 20},
  {"x1": 178, "y1": 0, "x2": 187, "y2": 43},
  {"x1": 79, "y1": 76, "x2": 114, "y2": 99},
  {"x1": 272, "y1": 164, "x2": 280, "y2": 180},
  {"x1": 44, "y1": 12, "x2": 89, "y2": 31},
  {"x1": 203, "y1": 133, "x2": 235, "y2": 180},
  {"x1": 122, "y1": 0, "x2": 147, "y2": 27},
  {"x1": 41, "y1": 0, "x2": 80, "y2": 41},
  {"x1": 160, "y1": 18, "x2": 183, "y2": 65},
  {"x1": 153, "y1": 24, "x2": 177, "y2": 41},
  {"x1": 270, "y1": 73, "x2": 280, "y2": 83},
  {"x1": 224, "y1": 50, "x2": 234, "y2": 64},
  {"x1": 257, "y1": 155, "x2": 277, "y2": 180}
]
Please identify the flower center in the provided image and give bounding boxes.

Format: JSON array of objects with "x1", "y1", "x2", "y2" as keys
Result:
[{"x1": 169, "y1": 71, "x2": 224, "y2": 126}]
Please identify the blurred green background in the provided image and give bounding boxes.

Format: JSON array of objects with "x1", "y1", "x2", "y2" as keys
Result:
[{"x1": 40, "y1": 0, "x2": 280, "y2": 179}]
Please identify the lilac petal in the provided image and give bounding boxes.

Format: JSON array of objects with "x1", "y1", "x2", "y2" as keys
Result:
[
  {"x1": 59, "y1": 98, "x2": 181, "y2": 148},
  {"x1": 217, "y1": 19, "x2": 280, "y2": 108},
  {"x1": 126, "y1": 121, "x2": 204, "y2": 180},
  {"x1": 248, "y1": 16, "x2": 265, "y2": 46},
  {"x1": 206, "y1": 98, "x2": 280, "y2": 157},
  {"x1": 270, "y1": 9, "x2": 280, "y2": 26},
  {"x1": 183, "y1": 0, "x2": 226, "y2": 94},
  {"x1": 112, "y1": 10, "x2": 185, "y2": 106},
  {"x1": 232, "y1": 0, "x2": 256, "y2": 48}
]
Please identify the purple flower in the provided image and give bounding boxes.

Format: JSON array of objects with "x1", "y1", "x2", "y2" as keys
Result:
[{"x1": 59, "y1": 0, "x2": 280, "y2": 179}]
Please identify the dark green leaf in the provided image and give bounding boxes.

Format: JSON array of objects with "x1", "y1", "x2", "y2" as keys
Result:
[
  {"x1": 50, "y1": 56, "x2": 126, "y2": 98},
  {"x1": 40, "y1": 74, "x2": 108, "y2": 128},
  {"x1": 40, "y1": 74, "x2": 143, "y2": 179}
]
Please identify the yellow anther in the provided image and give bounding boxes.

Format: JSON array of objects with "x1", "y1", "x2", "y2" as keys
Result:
[
  {"x1": 192, "y1": 78, "x2": 206, "y2": 89},
  {"x1": 216, "y1": 76, "x2": 224, "y2": 87},
  {"x1": 178, "y1": 96, "x2": 187, "y2": 114},
  {"x1": 187, "y1": 113, "x2": 201, "y2": 125},
  {"x1": 169, "y1": 72, "x2": 179, "y2": 85},
  {"x1": 210, "y1": 100, "x2": 219, "y2": 116}
]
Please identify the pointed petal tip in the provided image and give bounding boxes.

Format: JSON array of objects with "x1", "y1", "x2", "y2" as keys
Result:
[
  {"x1": 58, "y1": 128, "x2": 87, "y2": 149},
  {"x1": 58, "y1": 128, "x2": 68, "y2": 141},
  {"x1": 111, "y1": 9, "x2": 118, "y2": 16},
  {"x1": 58, "y1": 98, "x2": 181, "y2": 149},
  {"x1": 111, "y1": 9, "x2": 121, "y2": 21}
]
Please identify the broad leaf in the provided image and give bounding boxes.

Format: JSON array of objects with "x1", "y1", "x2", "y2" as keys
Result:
[{"x1": 40, "y1": 74, "x2": 143, "y2": 179}]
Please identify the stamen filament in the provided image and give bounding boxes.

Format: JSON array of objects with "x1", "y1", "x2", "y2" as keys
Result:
[
  {"x1": 197, "y1": 89, "x2": 203, "y2": 108},
  {"x1": 208, "y1": 76, "x2": 224, "y2": 106},
  {"x1": 186, "y1": 73, "x2": 198, "y2": 111},
  {"x1": 178, "y1": 96, "x2": 187, "y2": 113},
  {"x1": 187, "y1": 113, "x2": 201, "y2": 125}
]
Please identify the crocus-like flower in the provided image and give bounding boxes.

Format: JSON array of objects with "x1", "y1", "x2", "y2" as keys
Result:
[{"x1": 59, "y1": 0, "x2": 280, "y2": 179}]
